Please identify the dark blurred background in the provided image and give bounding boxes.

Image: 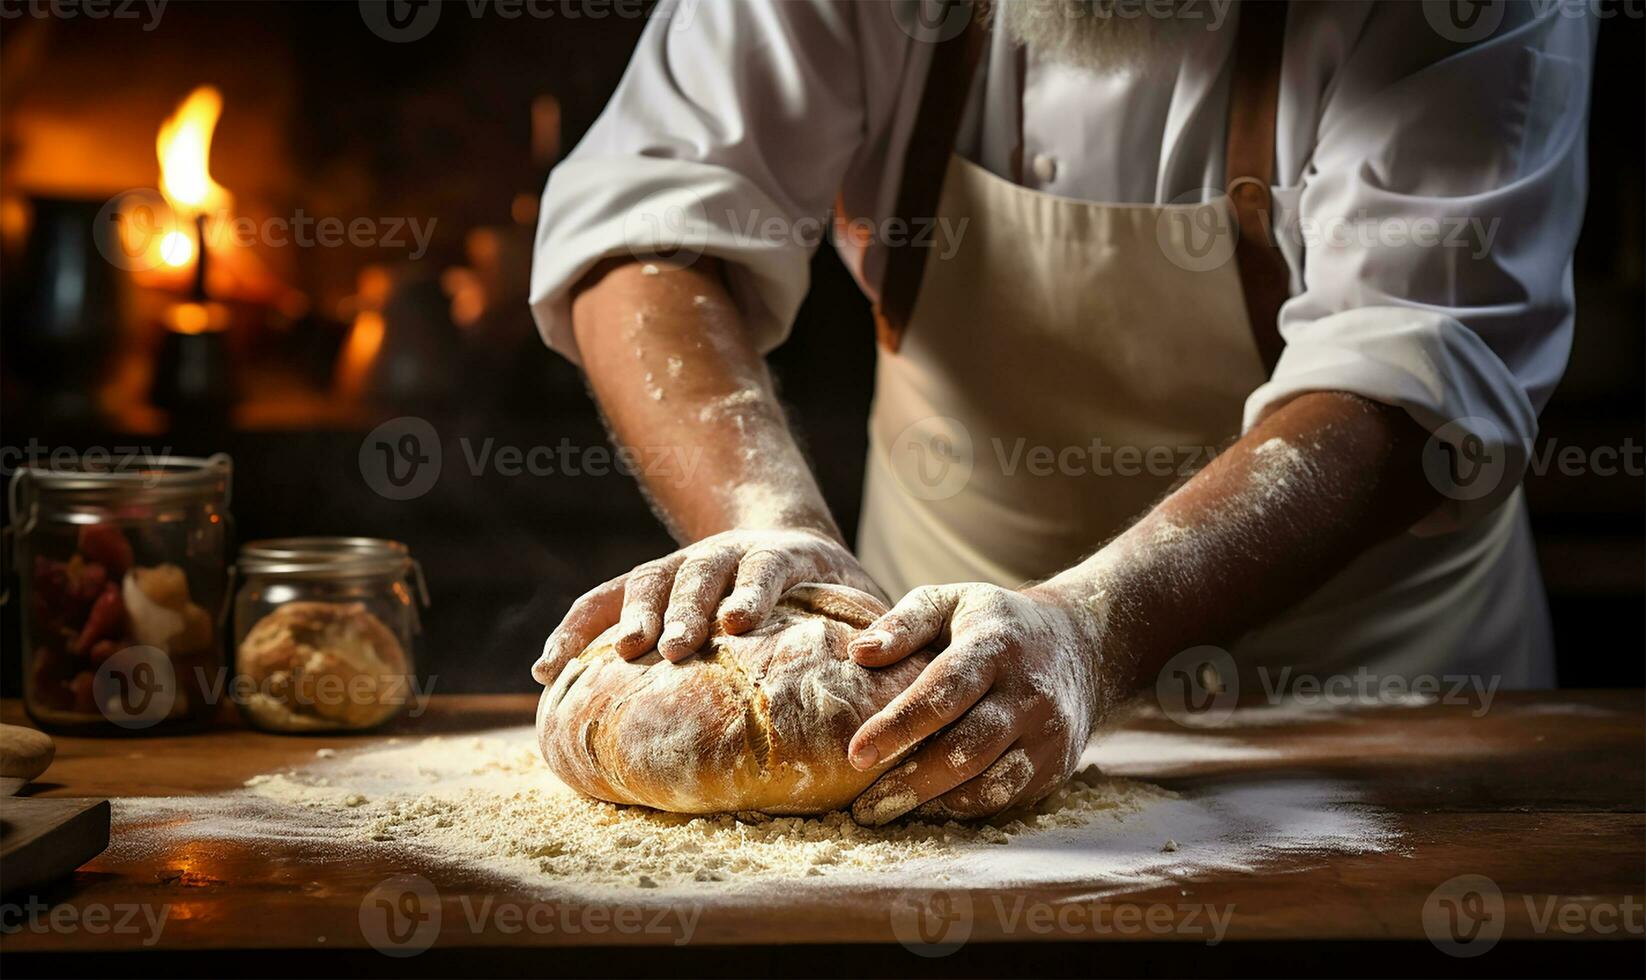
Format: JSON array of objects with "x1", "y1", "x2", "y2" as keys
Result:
[{"x1": 2, "y1": 1, "x2": 1641, "y2": 696}]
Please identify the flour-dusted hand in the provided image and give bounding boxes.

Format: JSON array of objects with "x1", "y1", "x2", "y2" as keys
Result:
[
  {"x1": 532, "y1": 528, "x2": 883, "y2": 684},
  {"x1": 845, "y1": 583, "x2": 1107, "y2": 826}
]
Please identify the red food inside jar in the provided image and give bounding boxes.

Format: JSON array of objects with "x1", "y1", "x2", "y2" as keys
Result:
[
  {"x1": 65, "y1": 558, "x2": 109, "y2": 608},
  {"x1": 75, "y1": 582, "x2": 127, "y2": 656},
  {"x1": 77, "y1": 524, "x2": 134, "y2": 577},
  {"x1": 88, "y1": 638, "x2": 125, "y2": 665},
  {"x1": 32, "y1": 555, "x2": 105, "y2": 626}
]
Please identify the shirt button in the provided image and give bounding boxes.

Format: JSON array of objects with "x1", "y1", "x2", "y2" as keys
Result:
[{"x1": 1030, "y1": 152, "x2": 1057, "y2": 184}]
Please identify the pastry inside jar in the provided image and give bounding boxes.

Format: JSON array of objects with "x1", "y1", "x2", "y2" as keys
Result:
[
  {"x1": 28, "y1": 529, "x2": 217, "y2": 723},
  {"x1": 121, "y1": 562, "x2": 218, "y2": 719},
  {"x1": 237, "y1": 601, "x2": 411, "y2": 731}
]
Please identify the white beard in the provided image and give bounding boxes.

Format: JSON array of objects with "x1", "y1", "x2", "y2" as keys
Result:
[{"x1": 991, "y1": 0, "x2": 1199, "y2": 76}]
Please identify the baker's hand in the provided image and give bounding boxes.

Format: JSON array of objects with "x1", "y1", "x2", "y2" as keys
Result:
[
  {"x1": 533, "y1": 528, "x2": 881, "y2": 684},
  {"x1": 845, "y1": 583, "x2": 1103, "y2": 826}
]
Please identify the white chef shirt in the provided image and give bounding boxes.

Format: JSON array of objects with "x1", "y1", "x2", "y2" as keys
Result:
[{"x1": 530, "y1": 0, "x2": 1596, "y2": 529}]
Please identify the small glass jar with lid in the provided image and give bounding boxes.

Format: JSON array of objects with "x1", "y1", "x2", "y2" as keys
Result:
[
  {"x1": 232, "y1": 537, "x2": 427, "y2": 733},
  {"x1": 9, "y1": 454, "x2": 233, "y2": 732}
]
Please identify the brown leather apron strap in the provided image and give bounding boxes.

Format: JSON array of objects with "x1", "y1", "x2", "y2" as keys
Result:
[
  {"x1": 865, "y1": 0, "x2": 1290, "y2": 363},
  {"x1": 865, "y1": 0, "x2": 988, "y2": 353},
  {"x1": 1225, "y1": 0, "x2": 1290, "y2": 374}
]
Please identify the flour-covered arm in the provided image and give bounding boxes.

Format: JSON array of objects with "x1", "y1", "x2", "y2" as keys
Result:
[
  {"x1": 530, "y1": 2, "x2": 899, "y2": 680},
  {"x1": 847, "y1": 391, "x2": 1440, "y2": 825}
]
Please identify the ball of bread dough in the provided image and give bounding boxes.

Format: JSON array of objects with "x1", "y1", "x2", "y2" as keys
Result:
[{"x1": 536, "y1": 584, "x2": 930, "y2": 815}]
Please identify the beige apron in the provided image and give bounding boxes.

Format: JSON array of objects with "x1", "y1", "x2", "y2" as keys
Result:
[{"x1": 857, "y1": 155, "x2": 1554, "y2": 688}]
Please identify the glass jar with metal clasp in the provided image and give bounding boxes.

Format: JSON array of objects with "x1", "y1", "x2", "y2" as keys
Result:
[
  {"x1": 9, "y1": 454, "x2": 233, "y2": 732},
  {"x1": 232, "y1": 537, "x2": 428, "y2": 733}
]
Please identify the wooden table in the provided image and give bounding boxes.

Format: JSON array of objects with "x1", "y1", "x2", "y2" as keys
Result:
[{"x1": 3, "y1": 691, "x2": 1643, "y2": 978}]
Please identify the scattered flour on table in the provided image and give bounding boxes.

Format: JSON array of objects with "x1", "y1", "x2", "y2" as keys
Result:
[
  {"x1": 1515, "y1": 701, "x2": 1617, "y2": 718},
  {"x1": 109, "y1": 726, "x2": 1397, "y2": 900},
  {"x1": 1123, "y1": 693, "x2": 1440, "y2": 730}
]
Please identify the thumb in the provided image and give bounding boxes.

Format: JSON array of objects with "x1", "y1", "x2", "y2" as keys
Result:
[
  {"x1": 532, "y1": 633, "x2": 574, "y2": 686},
  {"x1": 848, "y1": 585, "x2": 957, "y2": 666}
]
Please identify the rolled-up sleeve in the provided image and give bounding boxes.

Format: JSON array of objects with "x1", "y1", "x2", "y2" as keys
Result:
[
  {"x1": 1244, "y1": 3, "x2": 1596, "y2": 531},
  {"x1": 529, "y1": 0, "x2": 872, "y2": 364}
]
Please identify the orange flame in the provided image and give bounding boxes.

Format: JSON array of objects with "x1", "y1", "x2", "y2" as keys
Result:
[
  {"x1": 335, "y1": 311, "x2": 385, "y2": 399},
  {"x1": 156, "y1": 86, "x2": 231, "y2": 214}
]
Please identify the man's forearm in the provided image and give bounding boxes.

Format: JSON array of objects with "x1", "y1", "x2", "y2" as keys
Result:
[
  {"x1": 1034, "y1": 391, "x2": 1441, "y2": 697},
  {"x1": 571, "y1": 258, "x2": 842, "y2": 545},
  {"x1": 535, "y1": 258, "x2": 874, "y2": 671}
]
